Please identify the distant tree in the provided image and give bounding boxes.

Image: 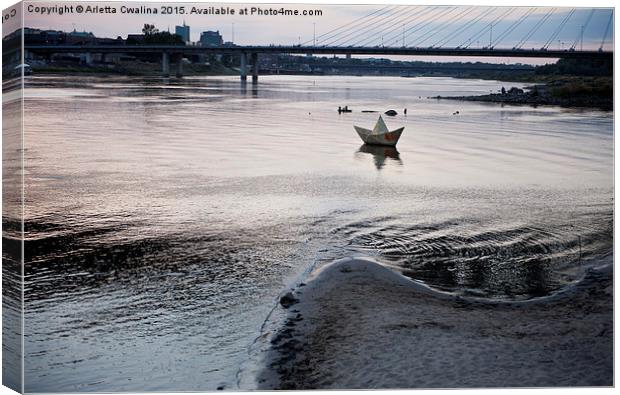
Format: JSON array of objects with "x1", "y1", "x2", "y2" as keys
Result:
[
  {"x1": 535, "y1": 58, "x2": 612, "y2": 77},
  {"x1": 142, "y1": 24, "x2": 158, "y2": 36},
  {"x1": 144, "y1": 31, "x2": 184, "y2": 45}
]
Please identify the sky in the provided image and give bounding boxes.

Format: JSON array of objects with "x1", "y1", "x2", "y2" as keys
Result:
[{"x1": 11, "y1": 1, "x2": 616, "y2": 65}]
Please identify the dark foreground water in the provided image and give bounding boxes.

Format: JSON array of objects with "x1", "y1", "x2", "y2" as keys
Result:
[{"x1": 16, "y1": 75, "x2": 612, "y2": 391}]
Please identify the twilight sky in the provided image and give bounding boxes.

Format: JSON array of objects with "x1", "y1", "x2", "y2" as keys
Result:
[{"x1": 14, "y1": 2, "x2": 616, "y2": 64}]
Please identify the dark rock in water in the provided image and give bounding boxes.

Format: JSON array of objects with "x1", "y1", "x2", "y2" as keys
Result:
[
  {"x1": 280, "y1": 291, "x2": 298, "y2": 308},
  {"x1": 217, "y1": 386, "x2": 224, "y2": 390},
  {"x1": 384, "y1": 110, "x2": 398, "y2": 116}
]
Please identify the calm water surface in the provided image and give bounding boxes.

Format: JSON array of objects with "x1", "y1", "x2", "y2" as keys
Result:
[{"x1": 20, "y1": 75, "x2": 612, "y2": 391}]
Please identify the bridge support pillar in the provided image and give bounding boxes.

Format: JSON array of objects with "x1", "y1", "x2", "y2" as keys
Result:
[
  {"x1": 162, "y1": 52, "x2": 170, "y2": 77},
  {"x1": 175, "y1": 54, "x2": 183, "y2": 78},
  {"x1": 251, "y1": 52, "x2": 259, "y2": 83},
  {"x1": 240, "y1": 52, "x2": 248, "y2": 81},
  {"x1": 83, "y1": 52, "x2": 94, "y2": 65}
]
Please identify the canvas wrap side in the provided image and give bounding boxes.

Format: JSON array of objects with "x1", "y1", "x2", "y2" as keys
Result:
[{"x1": 3, "y1": 1, "x2": 25, "y2": 393}]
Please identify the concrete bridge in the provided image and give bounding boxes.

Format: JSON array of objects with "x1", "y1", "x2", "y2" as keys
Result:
[{"x1": 23, "y1": 44, "x2": 613, "y2": 80}]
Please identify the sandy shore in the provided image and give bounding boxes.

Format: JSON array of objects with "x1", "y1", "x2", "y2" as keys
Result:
[{"x1": 257, "y1": 257, "x2": 613, "y2": 389}]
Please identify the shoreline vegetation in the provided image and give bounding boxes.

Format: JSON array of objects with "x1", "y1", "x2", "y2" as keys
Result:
[
  {"x1": 430, "y1": 76, "x2": 613, "y2": 110},
  {"x1": 258, "y1": 257, "x2": 613, "y2": 389}
]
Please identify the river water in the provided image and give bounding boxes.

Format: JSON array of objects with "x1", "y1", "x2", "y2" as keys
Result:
[{"x1": 20, "y1": 75, "x2": 612, "y2": 391}]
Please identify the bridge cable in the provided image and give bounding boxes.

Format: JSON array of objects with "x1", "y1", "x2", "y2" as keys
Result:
[
  {"x1": 459, "y1": 7, "x2": 517, "y2": 49},
  {"x1": 358, "y1": 6, "x2": 456, "y2": 47},
  {"x1": 542, "y1": 9, "x2": 575, "y2": 50},
  {"x1": 599, "y1": 11, "x2": 613, "y2": 51},
  {"x1": 321, "y1": 6, "x2": 419, "y2": 47},
  {"x1": 427, "y1": 6, "x2": 481, "y2": 48},
  {"x1": 386, "y1": 6, "x2": 458, "y2": 47},
  {"x1": 307, "y1": 5, "x2": 400, "y2": 46},
  {"x1": 457, "y1": 7, "x2": 511, "y2": 48},
  {"x1": 304, "y1": 6, "x2": 399, "y2": 46},
  {"x1": 436, "y1": 7, "x2": 499, "y2": 48},
  {"x1": 333, "y1": 6, "x2": 424, "y2": 47},
  {"x1": 300, "y1": 5, "x2": 393, "y2": 46},
  {"x1": 570, "y1": 9, "x2": 595, "y2": 50},
  {"x1": 345, "y1": 6, "x2": 431, "y2": 47},
  {"x1": 432, "y1": 7, "x2": 497, "y2": 48},
  {"x1": 351, "y1": 6, "x2": 442, "y2": 47},
  {"x1": 409, "y1": 7, "x2": 469, "y2": 47},
  {"x1": 514, "y1": 8, "x2": 556, "y2": 49},
  {"x1": 404, "y1": 7, "x2": 466, "y2": 47},
  {"x1": 490, "y1": 8, "x2": 536, "y2": 48},
  {"x1": 357, "y1": 5, "x2": 448, "y2": 48},
  {"x1": 460, "y1": 7, "x2": 517, "y2": 49}
]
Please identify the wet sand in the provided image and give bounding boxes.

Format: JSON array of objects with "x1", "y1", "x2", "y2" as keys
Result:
[{"x1": 258, "y1": 257, "x2": 613, "y2": 389}]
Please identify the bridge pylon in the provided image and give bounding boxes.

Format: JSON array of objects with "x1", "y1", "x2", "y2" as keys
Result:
[
  {"x1": 240, "y1": 52, "x2": 248, "y2": 81},
  {"x1": 175, "y1": 54, "x2": 183, "y2": 78},
  {"x1": 251, "y1": 53, "x2": 259, "y2": 83},
  {"x1": 162, "y1": 52, "x2": 170, "y2": 77}
]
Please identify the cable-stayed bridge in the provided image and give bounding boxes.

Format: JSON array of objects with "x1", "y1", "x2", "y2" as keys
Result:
[
  {"x1": 21, "y1": 6, "x2": 614, "y2": 79},
  {"x1": 296, "y1": 6, "x2": 613, "y2": 51}
]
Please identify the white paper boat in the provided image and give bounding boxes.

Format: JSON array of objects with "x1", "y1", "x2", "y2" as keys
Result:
[{"x1": 354, "y1": 116, "x2": 404, "y2": 147}]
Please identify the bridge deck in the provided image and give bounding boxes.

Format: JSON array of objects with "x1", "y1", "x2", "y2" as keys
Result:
[{"x1": 23, "y1": 44, "x2": 613, "y2": 59}]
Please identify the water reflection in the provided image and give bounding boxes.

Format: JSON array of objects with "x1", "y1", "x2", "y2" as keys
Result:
[
  {"x1": 20, "y1": 75, "x2": 613, "y2": 392},
  {"x1": 356, "y1": 144, "x2": 403, "y2": 170}
]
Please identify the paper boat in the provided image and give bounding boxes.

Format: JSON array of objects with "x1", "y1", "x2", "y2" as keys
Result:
[{"x1": 354, "y1": 116, "x2": 404, "y2": 147}]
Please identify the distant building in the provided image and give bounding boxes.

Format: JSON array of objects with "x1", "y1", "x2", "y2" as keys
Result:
[
  {"x1": 96, "y1": 36, "x2": 124, "y2": 46},
  {"x1": 23, "y1": 28, "x2": 66, "y2": 45},
  {"x1": 66, "y1": 29, "x2": 96, "y2": 45},
  {"x1": 68, "y1": 29, "x2": 94, "y2": 38},
  {"x1": 199, "y1": 30, "x2": 223, "y2": 47},
  {"x1": 175, "y1": 22, "x2": 190, "y2": 43}
]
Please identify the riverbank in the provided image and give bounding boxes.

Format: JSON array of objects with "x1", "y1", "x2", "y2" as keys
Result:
[
  {"x1": 431, "y1": 76, "x2": 613, "y2": 110},
  {"x1": 258, "y1": 256, "x2": 613, "y2": 389},
  {"x1": 31, "y1": 59, "x2": 238, "y2": 76}
]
